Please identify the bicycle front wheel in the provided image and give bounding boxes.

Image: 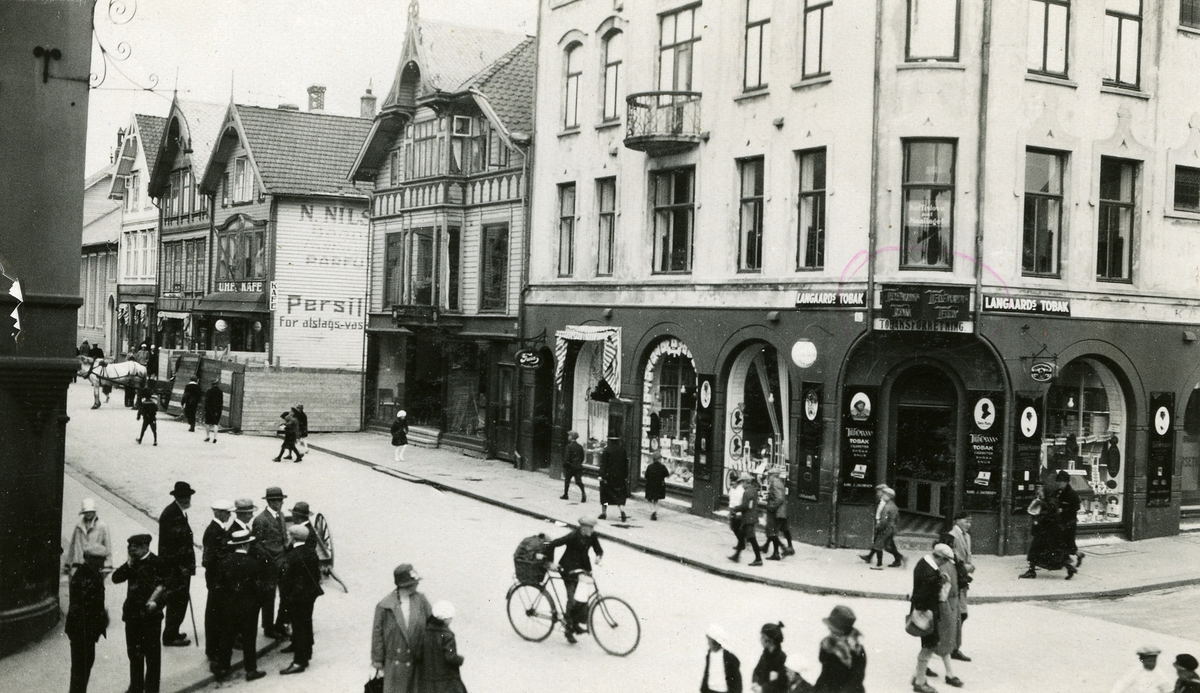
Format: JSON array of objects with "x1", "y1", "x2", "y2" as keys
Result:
[
  {"x1": 589, "y1": 596, "x2": 640, "y2": 656},
  {"x1": 506, "y1": 583, "x2": 556, "y2": 642}
]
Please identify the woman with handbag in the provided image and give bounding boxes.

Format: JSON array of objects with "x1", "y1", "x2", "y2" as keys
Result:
[{"x1": 909, "y1": 544, "x2": 958, "y2": 693}]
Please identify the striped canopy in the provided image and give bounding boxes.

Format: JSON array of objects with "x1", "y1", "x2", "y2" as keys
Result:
[{"x1": 554, "y1": 325, "x2": 622, "y2": 396}]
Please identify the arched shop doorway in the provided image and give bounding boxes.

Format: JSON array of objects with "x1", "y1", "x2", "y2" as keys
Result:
[
  {"x1": 722, "y1": 342, "x2": 789, "y2": 495},
  {"x1": 1044, "y1": 358, "x2": 1131, "y2": 527},
  {"x1": 639, "y1": 338, "x2": 697, "y2": 491},
  {"x1": 1183, "y1": 386, "x2": 1200, "y2": 510},
  {"x1": 572, "y1": 340, "x2": 612, "y2": 469},
  {"x1": 887, "y1": 365, "x2": 960, "y2": 531}
]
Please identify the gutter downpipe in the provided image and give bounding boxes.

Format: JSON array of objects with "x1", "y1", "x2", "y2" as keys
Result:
[
  {"x1": 515, "y1": 19, "x2": 542, "y2": 472},
  {"x1": 360, "y1": 194, "x2": 373, "y2": 432}
]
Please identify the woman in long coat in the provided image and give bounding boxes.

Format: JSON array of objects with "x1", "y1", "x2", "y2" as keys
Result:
[
  {"x1": 1020, "y1": 489, "x2": 1077, "y2": 579},
  {"x1": 203, "y1": 383, "x2": 223, "y2": 442},
  {"x1": 372, "y1": 565, "x2": 432, "y2": 693},
  {"x1": 391, "y1": 410, "x2": 409, "y2": 462},
  {"x1": 598, "y1": 436, "x2": 629, "y2": 521}
]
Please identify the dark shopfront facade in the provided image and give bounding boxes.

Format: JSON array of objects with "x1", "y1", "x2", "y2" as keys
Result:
[{"x1": 525, "y1": 286, "x2": 1200, "y2": 556}]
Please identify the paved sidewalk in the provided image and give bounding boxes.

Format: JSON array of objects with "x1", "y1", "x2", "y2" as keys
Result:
[{"x1": 314, "y1": 431, "x2": 1200, "y2": 603}]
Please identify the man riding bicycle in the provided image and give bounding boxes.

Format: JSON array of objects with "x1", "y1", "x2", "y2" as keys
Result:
[{"x1": 546, "y1": 516, "x2": 604, "y2": 644}]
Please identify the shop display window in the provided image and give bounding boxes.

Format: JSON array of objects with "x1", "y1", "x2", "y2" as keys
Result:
[
  {"x1": 721, "y1": 344, "x2": 790, "y2": 497},
  {"x1": 445, "y1": 342, "x2": 487, "y2": 438},
  {"x1": 640, "y1": 340, "x2": 698, "y2": 489}
]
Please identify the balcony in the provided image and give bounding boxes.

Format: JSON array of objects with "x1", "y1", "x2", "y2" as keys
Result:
[{"x1": 624, "y1": 91, "x2": 703, "y2": 157}]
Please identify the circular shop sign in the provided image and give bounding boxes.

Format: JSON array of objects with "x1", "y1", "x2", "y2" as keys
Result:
[
  {"x1": 699, "y1": 380, "x2": 712, "y2": 409},
  {"x1": 515, "y1": 349, "x2": 542, "y2": 369},
  {"x1": 1155, "y1": 406, "x2": 1171, "y2": 436},
  {"x1": 974, "y1": 397, "x2": 996, "y2": 431},
  {"x1": 1030, "y1": 362, "x2": 1056, "y2": 383},
  {"x1": 804, "y1": 390, "x2": 820, "y2": 421},
  {"x1": 1020, "y1": 406, "x2": 1038, "y2": 438}
]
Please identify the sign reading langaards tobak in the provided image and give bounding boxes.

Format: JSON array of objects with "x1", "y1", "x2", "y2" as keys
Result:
[
  {"x1": 983, "y1": 294, "x2": 1071, "y2": 316},
  {"x1": 796, "y1": 290, "x2": 867, "y2": 308}
]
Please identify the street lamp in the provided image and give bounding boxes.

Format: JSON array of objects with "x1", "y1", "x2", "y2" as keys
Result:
[{"x1": 791, "y1": 339, "x2": 817, "y2": 368}]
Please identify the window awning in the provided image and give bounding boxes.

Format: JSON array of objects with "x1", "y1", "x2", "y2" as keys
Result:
[
  {"x1": 194, "y1": 291, "x2": 268, "y2": 314},
  {"x1": 555, "y1": 325, "x2": 622, "y2": 395}
]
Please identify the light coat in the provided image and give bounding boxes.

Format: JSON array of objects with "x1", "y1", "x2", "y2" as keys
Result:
[{"x1": 372, "y1": 590, "x2": 433, "y2": 693}]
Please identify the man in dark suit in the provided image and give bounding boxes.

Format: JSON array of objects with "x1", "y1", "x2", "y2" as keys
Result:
[
  {"x1": 561, "y1": 430, "x2": 587, "y2": 502},
  {"x1": 1053, "y1": 470, "x2": 1084, "y2": 567},
  {"x1": 911, "y1": 544, "x2": 955, "y2": 693},
  {"x1": 700, "y1": 624, "x2": 742, "y2": 693},
  {"x1": 214, "y1": 530, "x2": 266, "y2": 682},
  {"x1": 67, "y1": 547, "x2": 109, "y2": 693},
  {"x1": 112, "y1": 534, "x2": 166, "y2": 693},
  {"x1": 181, "y1": 378, "x2": 202, "y2": 432},
  {"x1": 201, "y1": 500, "x2": 234, "y2": 665},
  {"x1": 278, "y1": 525, "x2": 324, "y2": 674},
  {"x1": 157, "y1": 481, "x2": 195, "y2": 647},
  {"x1": 288, "y1": 502, "x2": 318, "y2": 550},
  {"x1": 253, "y1": 487, "x2": 291, "y2": 639}
]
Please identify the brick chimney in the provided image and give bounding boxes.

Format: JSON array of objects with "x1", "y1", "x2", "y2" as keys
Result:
[
  {"x1": 360, "y1": 87, "x2": 377, "y2": 119},
  {"x1": 307, "y1": 85, "x2": 326, "y2": 113}
]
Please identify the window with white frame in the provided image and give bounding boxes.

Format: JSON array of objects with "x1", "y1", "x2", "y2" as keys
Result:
[
  {"x1": 597, "y1": 177, "x2": 616, "y2": 276},
  {"x1": 558, "y1": 183, "x2": 576, "y2": 277},
  {"x1": 602, "y1": 31, "x2": 623, "y2": 122},
  {"x1": 738, "y1": 157, "x2": 764, "y2": 272},
  {"x1": 803, "y1": 0, "x2": 831, "y2": 78},
  {"x1": 659, "y1": 6, "x2": 698, "y2": 93},
  {"x1": 1104, "y1": 0, "x2": 1141, "y2": 88},
  {"x1": 1028, "y1": 0, "x2": 1069, "y2": 76},
  {"x1": 126, "y1": 172, "x2": 140, "y2": 212},
  {"x1": 901, "y1": 140, "x2": 955, "y2": 269},
  {"x1": 797, "y1": 148, "x2": 826, "y2": 270},
  {"x1": 1023, "y1": 149, "x2": 1064, "y2": 276},
  {"x1": 233, "y1": 157, "x2": 252, "y2": 202},
  {"x1": 906, "y1": 0, "x2": 959, "y2": 61},
  {"x1": 652, "y1": 167, "x2": 695, "y2": 273},
  {"x1": 564, "y1": 43, "x2": 582, "y2": 129},
  {"x1": 744, "y1": 0, "x2": 770, "y2": 91},
  {"x1": 1097, "y1": 156, "x2": 1136, "y2": 281},
  {"x1": 1176, "y1": 165, "x2": 1200, "y2": 213}
]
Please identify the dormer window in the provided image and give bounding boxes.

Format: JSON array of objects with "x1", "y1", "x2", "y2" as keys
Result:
[{"x1": 233, "y1": 157, "x2": 252, "y2": 202}]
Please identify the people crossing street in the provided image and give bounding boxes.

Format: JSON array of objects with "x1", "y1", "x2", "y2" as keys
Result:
[
  {"x1": 157, "y1": 482, "x2": 195, "y2": 647},
  {"x1": 112, "y1": 534, "x2": 166, "y2": 693},
  {"x1": 203, "y1": 383, "x2": 223, "y2": 443},
  {"x1": 135, "y1": 391, "x2": 158, "y2": 445}
]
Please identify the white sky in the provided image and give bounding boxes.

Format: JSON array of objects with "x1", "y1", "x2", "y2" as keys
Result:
[{"x1": 84, "y1": 0, "x2": 538, "y2": 177}]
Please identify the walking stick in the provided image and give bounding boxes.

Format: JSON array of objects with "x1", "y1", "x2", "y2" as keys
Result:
[
  {"x1": 326, "y1": 568, "x2": 349, "y2": 593},
  {"x1": 188, "y1": 593, "x2": 200, "y2": 646}
]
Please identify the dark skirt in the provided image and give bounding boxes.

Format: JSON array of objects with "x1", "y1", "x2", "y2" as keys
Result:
[
  {"x1": 1027, "y1": 517, "x2": 1071, "y2": 570},
  {"x1": 600, "y1": 478, "x2": 627, "y2": 505}
]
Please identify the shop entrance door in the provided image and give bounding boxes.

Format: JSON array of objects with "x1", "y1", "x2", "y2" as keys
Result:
[
  {"x1": 890, "y1": 365, "x2": 958, "y2": 532},
  {"x1": 492, "y1": 364, "x2": 517, "y2": 461}
]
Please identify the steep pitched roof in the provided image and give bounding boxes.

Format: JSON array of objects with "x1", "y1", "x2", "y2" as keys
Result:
[
  {"x1": 231, "y1": 105, "x2": 373, "y2": 198},
  {"x1": 176, "y1": 100, "x2": 229, "y2": 177},
  {"x1": 470, "y1": 36, "x2": 536, "y2": 136},
  {"x1": 134, "y1": 114, "x2": 166, "y2": 173},
  {"x1": 417, "y1": 21, "x2": 530, "y2": 94},
  {"x1": 82, "y1": 169, "x2": 121, "y2": 247}
]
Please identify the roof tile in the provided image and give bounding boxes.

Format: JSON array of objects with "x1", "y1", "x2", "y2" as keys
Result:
[{"x1": 234, "y1": 106, "x2": 373, "y2": 198}]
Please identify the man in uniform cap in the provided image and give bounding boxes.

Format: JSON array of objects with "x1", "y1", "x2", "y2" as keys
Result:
[
  {"x1": 214, "y1": 530, "x2": 266, "y2": 682},
  {"x1": 1174, "y1": 654, "x2": 1200, "y2": 693},
  {"x1": 253, "y1": 487, "x2": 290, "y2": 639},
  {"x1": 202, "y1": 500, "x2": 235, "y2": 664},
  {"x1": 372, "y1": 563, "x2": 432, "y2": 693},
  {"x1": 278, "y1": 525, "x2": 324, "y2": 674},
  {"x1": 66, "y1": 546, "x2": 109, "y2": 693},
  {"x1": 112, "y1": 534, "x2": 166, "y2": 693},
  {"x1": 1110, "y1": 646, "x2": 1172, "y2": 693},
  {"x1": 546, "y1": 517, "x2": 604, "y2": 644},
  {"x1": 157, "y1": 482, "x2": 195, "y2": 647}
]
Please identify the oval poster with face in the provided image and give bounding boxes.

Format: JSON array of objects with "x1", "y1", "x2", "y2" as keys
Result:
[
  {"x1": 1020, "y1": 406, "x2": 1038, "y2": 438},
  {"x1": 974, "y1": 397, "x2": 996, "y2": 431}
]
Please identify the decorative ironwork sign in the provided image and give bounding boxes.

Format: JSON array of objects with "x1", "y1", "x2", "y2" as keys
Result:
[
  {"x1": 391, "y1": 304, "x2": 439, "y2": 324},
  {"x1": 515, "y1": 349, "x2": 542, "y2": 369}
]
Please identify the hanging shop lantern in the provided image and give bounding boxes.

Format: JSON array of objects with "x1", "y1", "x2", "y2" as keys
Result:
[{"x1": 215, "y1": 319, "x2": 229, "y2": 333}]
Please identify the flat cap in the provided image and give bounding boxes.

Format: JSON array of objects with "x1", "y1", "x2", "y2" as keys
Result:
[
  {"x1": 1137, "y1": 645, "x2": 1162, "y2": 657},
  {"x1": 578, "y1": 516, "x2": 597, "y2": 527},
  {"x1": 127, "y1": 534, "x2": 152, "y2": 547}
]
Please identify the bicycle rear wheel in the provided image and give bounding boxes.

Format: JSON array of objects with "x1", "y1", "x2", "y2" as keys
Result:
[
  {"x1": 506, "y1": 583, "x2": 556, "y2": 642},
  {"x1": 589, "y1": 596, "x2": 640, "y2": 656}
]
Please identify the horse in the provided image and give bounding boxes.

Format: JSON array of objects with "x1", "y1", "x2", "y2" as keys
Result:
[{"x1": 79, "y1": 356, "x2": 147, "y2": 409}]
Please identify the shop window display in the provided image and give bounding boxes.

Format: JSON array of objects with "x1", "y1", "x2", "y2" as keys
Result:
[
  {"x1": 445, "y1": 342, "x2": 488, "y2": 438},
  {"x1": 572, "y1": 341, "x2": 610, "y2": 471},
  {"x1": 640, "y1": 339, "x2": 697, "y2": 489},
  {"x1": 1043, "y1": 358, "x2": 1128, "y2": 525},
  {"x1": 1179, "y1": 387, "x2": 1200, "y2": 507},
  {"x1": 721, "y1": 344, "x2": 790, "y2": 497}
]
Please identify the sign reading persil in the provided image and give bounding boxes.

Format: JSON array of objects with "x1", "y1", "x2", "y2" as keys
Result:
[{"x1": 983, "y1": 294, "x2": 1071, "y2": 316}]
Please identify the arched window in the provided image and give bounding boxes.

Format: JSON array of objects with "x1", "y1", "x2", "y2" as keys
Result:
[
  {"x1": 564, "y1": 43, "x2": 582, "y2": 129},
  {"x1": 601, "y1": 31, "x2": 623, "y2": 122}
]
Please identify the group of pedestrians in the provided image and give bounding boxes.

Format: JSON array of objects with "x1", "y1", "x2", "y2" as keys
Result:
[
  {"x1": 561, "y1": 432, "x2": 635, "y2": 522},
  {"x1": 702, "y1": 606, "x2": 867, "y2": 693},
  {"x1": 1020, "y1": 470, "x2": 1084, "y2": 580},
  {"x1": 371, "y1": 563, "x2": 468, "y2": 693},
  {"x1": 273, "y1": 406, "x2": 308, "y2": 462},
  {"x1": 907, "y1": 513, "x2": 975, "y2": 693},
  {"x1": 179, "y1": 377, "x2": 225, "y2": 442},
  {"x1": 726, "y1": 469, "x2": 795, "y2": 566}
]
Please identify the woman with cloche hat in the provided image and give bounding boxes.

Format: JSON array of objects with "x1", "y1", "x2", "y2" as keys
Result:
[{"x1": 814, "y1": 606, "x2": 866, "y2": 692}]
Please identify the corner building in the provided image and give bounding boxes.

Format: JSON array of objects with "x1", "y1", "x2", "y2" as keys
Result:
[{"x1": 525, "y1": 0, "x2": 1200, "y2": 554}]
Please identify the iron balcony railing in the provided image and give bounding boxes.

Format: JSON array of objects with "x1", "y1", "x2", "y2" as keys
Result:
[{"x1": 624, "y1": 91, "x2": 703, "y2": 155}]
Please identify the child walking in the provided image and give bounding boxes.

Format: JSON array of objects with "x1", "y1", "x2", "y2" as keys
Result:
[{"x1": 420, "y1": 601, "x2": 468, "y2": 693}]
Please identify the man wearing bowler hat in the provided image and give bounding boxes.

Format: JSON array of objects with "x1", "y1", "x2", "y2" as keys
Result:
[
  {"x1": 202, "y1": 500, "x2": 235, "y2": 664},
  {"x1": 112, "y1": 534, "x2": 166, "y2": 693},
  {"x1": 157, "y1": 481, "x2": 195, "y2": 647},
  {"x1": 214, "y1": 529, "x2": 267, "y2": 682},
  {"x1": 372, "y1": 564, "x2": 432, "y2": 693},
  {"x1": 253, "y1": 487, "x2": 291, "y2": 639},
  {"x1": 278, "y1": 525, "x2": 324, "y2": 675},
  {"x1": 289, "y1": 502, "x2": 318, "y2": 550}
]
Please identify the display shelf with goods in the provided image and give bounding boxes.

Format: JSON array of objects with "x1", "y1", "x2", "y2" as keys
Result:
[{"x1": 640, "y1": 349, "x2": 697, "y2": 490}]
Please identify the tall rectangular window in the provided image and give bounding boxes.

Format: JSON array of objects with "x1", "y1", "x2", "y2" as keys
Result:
[
  {"x1": 1028, "y1": 0, "x2": 1069, "y2": 76},
  {"x1": 385, "y1": 233, "x2": 404, "y2": 307},
  {"x1": 389, "y1": 150, "x2": 400, "y2": 186},
  {"x1": 480, "y1": 224, "x2": 509, "y2": 312},
  {"x1": 447, "y1": 227, "x2": 460, "y2": 311},
  {"x1": 1104, "y1": 0, "x2": 1141, "y2": 88},
  {"x1": 744, "y1": 0, "x2": 770, "y2": 90},
  {"x1": 1097, "y1": 157, "x2": 1136, "y2": 281},
  {"x1": 597, "y1": 177, "x2": 616, "y2": 276},
  {"x1": 803, "y1": 0, "x2": 831, "y2": 78},
  {"x1": 797, "y1": 148, "x2": 827, "y2": 270},
  {"x1": 409, "y1": 227, "x2": 435, "y2": 306},
  {"x1": 1176, "y1": 165, "x2": 1200, "y2": 213},
  {"x1": 234, "y1": 157, "x2": 252, "y2": 202},
  {"x1": 181, "y1": 171, "x2": 191, "y2": 215},
  {"x1": 564, "y1": 44, "x2": 581, "y2": 129},
  {"x1": 907, "y1": 0, "x2": 959, "y2": 61},
  {"x1": 1184, "y1": 0, "x2": 1200, "y2": 29},
  {"x1": 558, "y1": 183, "x2": 576, "y2": 277},
  {"x1": 126, "y1": 172, "x2": 141, "y2": 212},
  {"x1": 652, "y1": 167, "x2": 695, "y2": 273},
  {"x1": 1023, "y1": 149, "x2": 1064, "y2": 276},
  {"x1": 901, "y1": 140, "x2": 955, "y2": 269},
  {"x1": 659, "y1": 6, "x2": 698, "y2": 92},
  {"x1": 602, "y1": 32, "x2": 623, "y2": 122},
  {"x1": 404, "y1": 120, "x2": 444, "y2": 180},
  {"x1": 738, "y1": 157, "x2": 765, "y2": 272}
]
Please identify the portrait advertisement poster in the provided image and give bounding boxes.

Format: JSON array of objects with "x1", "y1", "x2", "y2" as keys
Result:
[
  {"x1": 840, "y1": 385, "x2": 878, "y2": 504},
  {"x1": 693, "y1": 373, "x2": 715, "y2": 482},
  {"x1": 963, "y1": 391, "x2": 1003, "y2": 512},
  {"x1": 1012, "y1": 393, "x2": 1044, "y2": 512},
  {"x1": 1147, "y1": 392, "x2": 1175, "y2": 507},
  {"x1": 796, "y1": 382, "x2": 823, "y2": 502}
]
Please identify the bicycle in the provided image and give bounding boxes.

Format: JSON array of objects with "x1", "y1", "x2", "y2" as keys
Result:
[{"x1": 505, "y1": 566, "x2": 640, "y2": 656}]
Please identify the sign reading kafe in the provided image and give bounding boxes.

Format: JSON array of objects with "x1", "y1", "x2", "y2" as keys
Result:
[
  {"x1": 272, "y1": 199, "x2": 370, "y2": 370},
  {"x1": 840, "y1": 386, "x2": 878, "y2": 504},
  {"x1": 1012, "y1": 393, "x2": 1044, "y2": 512},
  {"x1": 216, "y1": 281, "x2": 264, "y2": 293},
  {"x1": 983, "y1": 294, "x2": 1071, "y2": 316},
  {"x1": 796, "y1": 383, "x2": 823, "y2": 502},
  {"x1": 1147, "y1": 392, "x2": 1175, "y2": 507},
  {"x1": 875, "y1": 285, "x2": 973, "y2": 333},
  {"x1": 796, "y1": 290, "x2": 867, "y2": 309},
  {"x1": 963, "y1": 392, "x2": 1003, "y2": 512}
]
